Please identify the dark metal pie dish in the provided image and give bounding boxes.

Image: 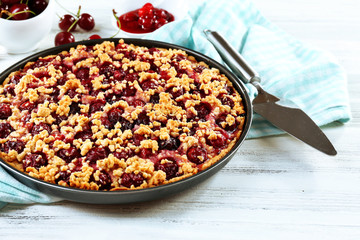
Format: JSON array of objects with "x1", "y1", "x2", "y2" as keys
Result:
[{"x1": 0, "y1": 38, "x2": 252, "y2": 204}]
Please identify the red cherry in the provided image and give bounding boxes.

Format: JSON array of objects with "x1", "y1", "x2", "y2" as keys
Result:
[
  {"x1": 23, "y1": 152, "x2": 48, "y2": 170},
  {"x1": 9, "y1": 3, "x2": 31, "y2": 20},
  {"x1": 121, "y1": 172, "x2": 144, "y2": 188},
  {"x1": 154, "y1": 18, "x2": 168, "y2": 29},
  {"x1": 0, "y1": 103, "x2": 12, "y2": 119},
  {"x1": 1, "y1": 0, "x2": 20, "y2": 5},
  {"x1": 138, "y1": 3, "x2": 154, "y2": 18},
  {"x1": 0, "y1": 122, "x2": 13, "y2": 138},
  {"x1": 154, "y1": 9, "x2": 168, "y2": 19},
  {"x1": 55, "y1": 32, "x2": 75, "y2": 46},
  {"x1": 138, "y1": 16, "x2": 154, "y2": 30},
  {"x1": 155, "y1": 158, "x2": 179, "y2": 180},
  {"x1": 58, "y1": 14, "x2": 77, "y2": 32},
  {"x1": 78, "y1": 13, "x2": 95, "y2": 31},
  {"x1": 89, "y1": 34, "x2": 101, "y2": 40},
  {"x1": 121, "y1": 11, "x2": 138, "y2": 22},
  {"x1": 187, "y1": 147, "x2": 208, "y2": 164},
  {"x1": 29, "y1": 0, "x2": 48, "y2": 15}
]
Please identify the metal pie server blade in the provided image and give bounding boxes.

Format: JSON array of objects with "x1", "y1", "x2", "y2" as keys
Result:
[{"x1": 204, "y1": 29, "x2": 337, "y2": 156}]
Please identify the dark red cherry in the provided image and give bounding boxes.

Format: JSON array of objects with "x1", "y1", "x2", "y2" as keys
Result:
[
  {"x1": 29, "y1": 0, "x2": 48, "y2": 15},
  {"x1": 56, "y1": 171, "x2": 71, "y2": 184},
  {"x1": 121, "y1": 172, "x2": 144, "y2": 188},
  {"x1": 74, "y1": 130, "x2": 92, "y2": 141},
  {"x1": 154, "y1": 9, "x2": 168, "y2": 19},
  {"x1": 55, "y1": 32, "x2": 75, "y2": 46},
  {"x1": 121, "y1": 11, "x2": 138, "y2": 22},
  {"x1": 187, "y1": 146, "x2": 208, "y2": 164},
  {"x1": 90, "y1": 100, "x2": 105, "y2": 114},
  {"x1": 194, "y1": 65, "x2": 206, "y2": 73},
  {"x1": 3, "y1": 140, "x2": 25, "y2": 153},
  {"x1": 96, "y1": 171, "x2": 112, "y2": 190},
  {"x1": 86, "y1": 147, "x2": 108, "y2": 163},
  {"x1": 19, "y1": 101, "x2": 36, "y2": 111},
  {"x1": 9, "y1": 74, "x2": 21, "y2": 84},
  {"x1": 135, "y1": 111, "x2": 150, "y2": 126},
  {"x1": 23, "y1": 152, "x2": 47, "y2": 170},
  {"x1": 159, "y1": 137, "x2": 180, "y2": 151},
  {"x1": 215, "y1": 114, "x2": 237, "y2": 133},
  {"x1": 138, "y1": 17, "x2": 154, "y2": 30},
  {"x1": 9, "y1": 3, "x2": 31, "y2": 20},
  {"x1": 56, "y1": 147, "x2": 80, "y2": 163},
  {"x1": 113, "y1": 149, "x2": 134, "y2": 160},
  {"x1": 155, "y1": 158, "x2": 179, "y2": 180},
  {"x1": 108, "y1": 108, "x2": 123, "y2": 124},
  {"x1": 99, "y1": 62, "x2": 116, "y2": 81},
  {"x1": 138, "y1": 3, "x2": 154, "y2": 18},
  {"x1": 89, "y1": 34, "x2": 101, "y2": 40},
  {"x1": 128, "y1": 99, "x2": 145, "y2": 107},
  {"x1": 122, "y1": 83, "x2": 136, "y2": 96},
  {"x1": 0, "y1": 103, "x2": 12, "y2": 119},
  {"x1": 124, "y1": 72, "x2": 138, "y2": 82},
  {"x1": 113, "y1": 69, "x2": 126, "y2": 81},
  {"x1": 1, "y1": 0, "x2": 20, "y2": 4},
  {"x1": 76, "y1": 68, "x2": 89, "y2": 80},
  {"x1": 154, "y1": 18, "x2": 167, "y2": 29},
  {"x1": 141, "y1": 80, "x2": 157, "y2": 91},
  {"x1": 78, "y1": 13, "x2": 95, "y2": 31},
  {"x1": 119, "y1": 117, "x2": 133, "y2": 131},
  {"x1": 0, "y1": 123, "x2": 13, "y2": 138},
  {"x1": 150, "y1": 93, "x2": 160, "y2": 104},
  {"x1": 220, "y1": 95, "x2": 235, "y2": 108},
  {"x1": 207, "y1": 134, "x2": 227, "y2": 148},
  {"x1": 195, "y1": 103, "x2": 211, "y2": 121},
  {"x1": 166, "y1": 87, "x2": 184, "y2": 99},
  {"x1": 138, "y1": 148, "x2": 153, "y2": 159},
  {"x1": 69, "y1": 102, "x2": 80, "y2": 115},
  {"x1": 4, "y1": 85, "x2": 15, "y2": 96},
  {"x1": 31, "y1": 122, "x2": 51, "y2": 135}
]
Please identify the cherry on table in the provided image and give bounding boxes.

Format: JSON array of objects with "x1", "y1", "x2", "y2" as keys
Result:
[
  {"x1": 89, "y1": 34, "x2": 101, "y2": 40},
  {"x1": 55, "y1": 32, "x2": 75, "y2": 46},
  {"x1": 58, "y1": 14, "x2": 77, "y2": 32},
  {"x1": 78, "y1": 13, "x2": 95, "y2": 31}
]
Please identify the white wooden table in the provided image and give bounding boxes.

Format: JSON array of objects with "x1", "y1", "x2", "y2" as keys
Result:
[{"x1": 1, "y1": 0, "x2": 360, "y2": 239}]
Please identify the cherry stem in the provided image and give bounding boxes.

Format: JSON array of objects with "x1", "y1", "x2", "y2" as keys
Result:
[
  {"x1": 6, "y1": 9, "x2": 36, "y2": 20},
  {"x1": 76, "y1": 5, "x2": 81, "y2": 18},
  {"x1": 67, "y1": 17, "x2": 79, "y2": 32},
  {"x1": 54, "y1": 0, "x2": 77, "y2": 16},
  {"x1": 110, "y1": 9, "x2": 121, "y2": 38}
]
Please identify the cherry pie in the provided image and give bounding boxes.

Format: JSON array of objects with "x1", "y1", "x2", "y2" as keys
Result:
[{"x1": 0, "y1": 40, "x2": 246, "y2": 190}]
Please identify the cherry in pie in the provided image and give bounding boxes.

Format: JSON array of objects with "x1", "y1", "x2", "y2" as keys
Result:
[{"x1": 0, "y1": 40, "x2": 246, "y2": 190}]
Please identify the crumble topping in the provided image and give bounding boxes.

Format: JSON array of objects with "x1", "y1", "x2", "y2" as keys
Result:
[{"x1": 0, "y1": 40, "x2": 246, "y2": 191}]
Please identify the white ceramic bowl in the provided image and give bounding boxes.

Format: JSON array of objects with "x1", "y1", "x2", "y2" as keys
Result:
[
  {"x1": 112, "y1": 0, "x2": 189, "y2": 38},
  {"x1": 0, "y1": 0, "x2": 54, "y2": 54}
]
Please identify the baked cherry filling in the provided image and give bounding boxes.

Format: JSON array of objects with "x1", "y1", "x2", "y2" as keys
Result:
[{"x1": 0, "y1": 40, "x2": 246, "y2": 191}]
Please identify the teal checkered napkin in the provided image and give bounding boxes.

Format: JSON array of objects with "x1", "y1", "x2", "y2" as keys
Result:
[{"x1": 0, "y1": 0, "x2": 351, "y2": 209}]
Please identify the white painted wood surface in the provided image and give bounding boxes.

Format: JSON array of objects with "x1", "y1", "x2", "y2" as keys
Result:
[{"x1": 1, "y1": 0, "x2": 360, "y2": 239}]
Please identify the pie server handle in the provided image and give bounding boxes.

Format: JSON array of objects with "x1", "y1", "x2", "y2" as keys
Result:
[{"x1": 203, "y1": 29, "x2": 261, "y2": 84}]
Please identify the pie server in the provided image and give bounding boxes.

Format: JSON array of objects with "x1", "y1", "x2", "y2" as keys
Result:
[{"x1": 204, "y1": 30, "x2": 337, "y2": 156}]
